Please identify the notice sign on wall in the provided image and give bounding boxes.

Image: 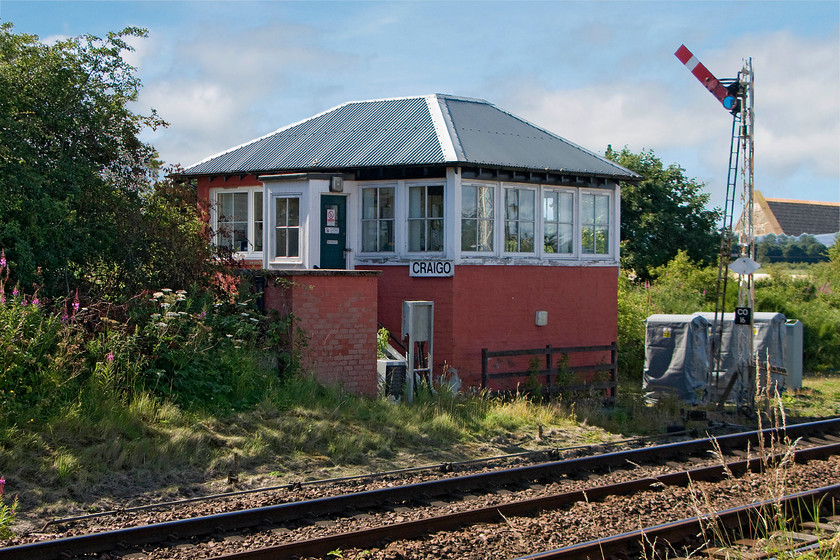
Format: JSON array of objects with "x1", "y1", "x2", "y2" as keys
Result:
[{"x1": 410, "y1": 260, "x2": 454, "y2": 278}]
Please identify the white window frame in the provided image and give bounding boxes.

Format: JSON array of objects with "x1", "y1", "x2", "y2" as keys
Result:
[
  {"x1": 541, "y1": 187, "x2": 576, "y2": 258},
  {"x1": 210, "y1": 187, "x2": 263, "y2": 258},
  {"x1": 406, "y1": 182, "x2": 445, "y2": 255},
  {"x1": 359, "y1": 184, "x2": 397, "y2": 255},
  {"x1": 502, "y1": 184, "x2": 537, "y2": 255},
  {"x1": 460, "y1": 182, "x2": 496, "y2": 254},
  {"x1": 269, "y1": 193, "x2": 304, "y2": 264},
  {"x1": 579, "y1": 189, "x2": 614, "y2": 258}
]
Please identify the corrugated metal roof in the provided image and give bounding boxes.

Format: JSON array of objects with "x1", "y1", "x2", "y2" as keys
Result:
[{"x1": 183, "y1": 94, "x2": 639, "y2": 180}]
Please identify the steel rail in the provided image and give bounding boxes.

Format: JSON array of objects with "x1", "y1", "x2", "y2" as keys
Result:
[
  {"x1": 515, "y1": 484, "x2": 840, "y2": 560},
  {"x1": 205, "y1": 442, "x2": 840, "y2": 559},
  {"x1": 2, "y1": 417, "x2": 838, "y2": 560},
  {"x1": 40, "y1": 426, "x2": 714, "y2": 529}
]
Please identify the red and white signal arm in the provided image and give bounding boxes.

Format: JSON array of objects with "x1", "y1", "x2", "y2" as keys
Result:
[{"x1": 675, "y1": 45, "x2": 739, "y2": 112}]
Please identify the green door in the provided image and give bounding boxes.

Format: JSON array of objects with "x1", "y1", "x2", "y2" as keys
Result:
[{"x1": 320, "y1": 195, "x2": 347, "y2": 269}]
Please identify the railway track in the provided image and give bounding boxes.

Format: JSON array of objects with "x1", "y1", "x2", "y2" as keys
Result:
[
  {"x1": 516, "y1": 484, "x2": 840, "y2": 559},
  {"x1": 2, "y1": 417, "x2": 839, "y2": 560}
]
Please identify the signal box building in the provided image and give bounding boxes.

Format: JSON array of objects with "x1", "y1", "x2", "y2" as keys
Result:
[{"x1": 182, "y1": 94, "x2": 640, "y2": 392}]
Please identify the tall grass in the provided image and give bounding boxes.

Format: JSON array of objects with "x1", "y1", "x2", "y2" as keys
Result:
[{"x1": 678, "y1": 362, "x2": 839, "y2": 559}]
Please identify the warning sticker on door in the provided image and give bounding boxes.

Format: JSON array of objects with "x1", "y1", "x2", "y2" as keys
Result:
[{"x1": 326, "y1": 206, "x2": 337, "y2": 227}]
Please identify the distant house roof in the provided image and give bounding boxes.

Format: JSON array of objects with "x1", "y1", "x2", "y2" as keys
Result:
[
  {"x1": 751, "y1": 191, "x2": 840, "y2": 237},
  {"x1": 182, "y1": 94, "x2": 639, "y2": 181}
]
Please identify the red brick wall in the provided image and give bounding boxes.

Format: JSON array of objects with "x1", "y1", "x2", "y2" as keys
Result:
[
  {"x1": 263, "y1": 272, "x2": 380, "y2": 396},
  {"x1": 360, "y1": 264, "x2": 618, "y2": 388}
]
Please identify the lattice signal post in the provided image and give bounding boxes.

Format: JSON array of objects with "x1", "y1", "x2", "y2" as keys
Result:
[{"x1": 675, "y1": 45, "x2": 756, "y2": 411}]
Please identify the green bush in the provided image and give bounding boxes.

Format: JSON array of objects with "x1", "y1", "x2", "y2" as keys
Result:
[
  {"x1": 1, "y1": 250, "x2": 294, "y2": 429},
  {"x1": 616, "y1": 247, "x2": 840, "y2": 380}
]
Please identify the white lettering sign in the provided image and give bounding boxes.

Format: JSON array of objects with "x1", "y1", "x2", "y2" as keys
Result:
[{"x1": 410, "y1": 261, "x2": 454, "y2": 277}]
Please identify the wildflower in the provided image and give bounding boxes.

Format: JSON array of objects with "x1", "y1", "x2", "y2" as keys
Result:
[
  {"x1": 160, "y1": 302, "x2": 170, "y2": 308},
  {"x1": 106, "y1": 352, "x2": 114, "y2": 362},
  {"x1": 0, "y1": 250, "x2": 5, "y2": 268},
  {"x1": 61, "y1": 314, "x2": 69, "y2": 323},
  {"x1": 155, "y1": 322, "x2": 167, "y2": 328},
  {"x1": 152, "y1": 292, "x2": 164, "y2": 299},
  {"x1": 72, "y1": 292, "x2": 80, "y2": 313},
  {"x1": 0, "y1": 476, "x2": 4, "y2": 496},
  {"x1": 161, "y1": 288, "x2": 172, "y2": 293},
  {"x1": 241, "y1": 312, "x2": 249, "y2": 317},
  {"x1": 12, "y1": 286, "x2": 18, "y2": 297},
  {"x1": 175, "y1": 290, "x2": 187, "y2": 295},
  {"x1": 150, "y1": 313, "x2": 161, "y2": 320},
  {"x1": 249, "y1": 317, "x2": 259, "y2": 322},
  {"x1": 199, "y1": 311, "x2": 207, "y2": 319},
  {"x1": 165, "y1": 311, "x2": 179, "y2": 318},
  {"x1": 32, "y1": 297, "x2": 39, "y2": 307}
]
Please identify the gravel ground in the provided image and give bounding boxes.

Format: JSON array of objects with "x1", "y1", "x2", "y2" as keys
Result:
[{"x1": 5, "y1": 443, "x2": 838, "y2": 560}]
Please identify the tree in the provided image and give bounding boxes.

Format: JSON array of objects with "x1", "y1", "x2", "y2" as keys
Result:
[
  {"x1": 0, "y1": 24, "x2": 211, "y2": 298},
  {"x1": 606, "y1": 146, "x2": 720, "y2": 281}
]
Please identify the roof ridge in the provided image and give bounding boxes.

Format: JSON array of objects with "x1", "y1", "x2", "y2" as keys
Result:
[{"x1": 765, "y1": 198, "x2": 840, "y2": 207}]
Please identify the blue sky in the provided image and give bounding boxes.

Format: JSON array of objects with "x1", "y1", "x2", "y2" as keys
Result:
[{"x1": 2, "y1": 0, "x2": 839, "y2": 212}]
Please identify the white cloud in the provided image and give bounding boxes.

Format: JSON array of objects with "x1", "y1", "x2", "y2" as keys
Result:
[{"x1": 500, "y1": 29, "x2": 838, "y2": 205}]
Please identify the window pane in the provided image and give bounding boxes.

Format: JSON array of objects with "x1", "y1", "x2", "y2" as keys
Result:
[
  {"x1": 559, "y1": 192, "x2": 573, "y2": 223},
  {"x1": 506, "y1": 189, "x2": 518, "y2": 220},
  {"x1": 409, "y1": 187, "x2": 424, "y2": 219},
  {"x1": 595, "y1": 195, "x2": 609, "y2": 224},
  {"x1": 379, "y1": 221, "x2": 394, "y2": 252},
  {"x1": 544, "y1": 193, "x2": 557, "y2": 222},
  {"x1": 218, "y1": 192, "x2": 234, "y2": 217},
  {"x1": 429, "y1": 185, "x2": 444, "y2": 218},
  {"x1": 276, "y1": 198, "x2": 287, "y2": 226},
  {"x1": 408, "y1": 220, "x2": 424, "y2": 252},
  {"x1": 362, "y1": 189, "x2": 376, "y2": 220},
  {"x1": 544, "y1": 223, "x2": 558, "y2": 253},
  {"x1": 276, "y1": 228, "x2": 287, "y2": 257},
  {"x1": 520, "y1": 222, "x2": 534, "y2": 253},
  {"x1": 288, "y1": 228, "x2": 299, "y2": 257},
  {"x1": 253, "y1": 193, "x2": 263, "y2": 252},
  {"x1": 478, "y1": 186, "x2": 494, "y2": 218},
  {"x1": 233, "y1": 225, "x2": 248, "y2": 252},
  {"x1": 462, "y1": 219, "x2": 477, "y2": 251},
  {"x1": 254, "y1": 222, "x2": 263, "y2": 252},
  {"x1": 362, "y1": 221, "x2": 377, "y2": 252},
  {"x1": 380, "y1": 187, "x2": 394, "y2": 219},
  {"x1": 478, "y1": 220, "x2": 493, "y2": 252},
  {"x1": 558, "y1": 223, "x2": 573, "y2": 253},
  {"x1": 233, "y1": 192, "x2": 248, "y2": 221},
  {"x1": 581, "y1": 194, "x2": 594, "y2": 223},
  {"x1": 520, "y1": 190, "x2": 535, "y2": 221},
  {"x1": 506, "y1": 221, "x2": 518, "y2": 252},
  {"x1": 462, "y1": 186, "x2": 477, "y2": 219},
  {"x1": 595, "y1": 226, "x2": 608, "y2": 254},
  {"x1": 429, "y1": 219, "x2": 444, "y2": 251},
  {"x1": 288, "y1": 198, "x2": 300, "y2": 227},
  {"x1": 582, "y1": 226, "x2": 594, "y2": 254}
]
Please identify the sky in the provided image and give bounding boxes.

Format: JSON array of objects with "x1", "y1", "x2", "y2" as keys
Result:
[{"x1": 2, "y1": 0, "x2": 839, "y2": 213}]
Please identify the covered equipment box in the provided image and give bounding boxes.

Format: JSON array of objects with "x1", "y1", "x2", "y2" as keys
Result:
[
  {"x1": 643, "y1": 314, "x2": 711, "y2": 404},
  {"x1": 695, "y1": 312, "x2": 788, "y2": 399}
]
